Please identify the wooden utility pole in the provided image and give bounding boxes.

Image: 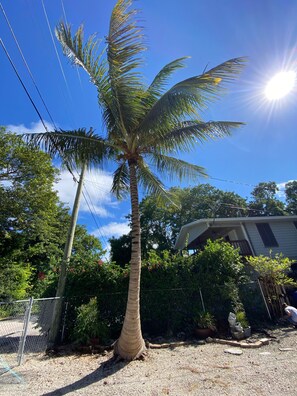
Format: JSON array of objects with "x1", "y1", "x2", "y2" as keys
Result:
[{"x1": 48, "y1": 163, "x2": 87, "y2": 345}]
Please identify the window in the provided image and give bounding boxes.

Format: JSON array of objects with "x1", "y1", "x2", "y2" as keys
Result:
[
  {"x1": 256, "y1": 223, "x2": 278, "y2": 247},
  {"x1": 294, "y1": 221, "x2": 297, "y2": 230}
]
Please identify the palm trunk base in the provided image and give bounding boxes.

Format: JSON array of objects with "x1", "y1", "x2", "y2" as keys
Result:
[{"x1": 113, "y1": 337, "x2": 147, "y2": 361}]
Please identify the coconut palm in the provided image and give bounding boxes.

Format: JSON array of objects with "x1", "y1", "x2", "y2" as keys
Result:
[{"x1": 25, "y1": 0, "x2": 245, "y2": 360}]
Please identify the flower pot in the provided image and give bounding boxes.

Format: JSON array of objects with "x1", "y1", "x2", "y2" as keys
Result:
[
  {"x1": 244, "y1": 326, "x2": 251, "y2": 338},
  {"x1": 194, "y1": 328, "x2": 214, "y2": 339}
]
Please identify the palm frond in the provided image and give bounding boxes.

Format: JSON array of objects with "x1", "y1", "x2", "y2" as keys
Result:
[
  {"x1": 108, "y1": 0, "x2": 145, "y2": 78},
  {"x1": 137, "y1": 158, "x2": 175, "y2": 206},
  {"x1": 143, "y1": 120, "x2": 244, "y2": 152},
  {"x1": 147, "y1": 57, "x2": 189, "y2": 99},
  {"x1": 23, "y1": 128, "x2": 109, "y2": 169},
  {"x1": 55, "y1": 23, "x2": 107, "y2": 85},
  {"x1": 56, "y1": 22, "x2": 118, "y2": 132},
  {"x1": 107, "y1": 0, "x2": 147, "y2": 132},
  {"x1": 111, "y1": 162, "x2": 130, "y2": 199},
  {"x1": 139, "y1": 57, "x2": 246, "y2": 135},
  {"x1": 148, "y1": 153, "x2": 208, "y2": 181}
]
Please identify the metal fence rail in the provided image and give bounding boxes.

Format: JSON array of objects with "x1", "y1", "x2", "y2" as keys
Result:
[{"x1": 0, "y1": 297, "x2": 59, "y2": 368}]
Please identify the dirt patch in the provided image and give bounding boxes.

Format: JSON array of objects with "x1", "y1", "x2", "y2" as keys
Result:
[{"x1": 1, "y1": 326, "x2": 297, "y2": 395}]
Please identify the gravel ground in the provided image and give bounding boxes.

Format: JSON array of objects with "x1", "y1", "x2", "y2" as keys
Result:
[{"x1": 1, "y1": 326, "x2": 297, "y2": 396}]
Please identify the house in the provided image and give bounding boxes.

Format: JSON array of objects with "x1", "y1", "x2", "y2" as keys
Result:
[{"x1": 174, "y1": 215, "x2": 297, "y2": 260}]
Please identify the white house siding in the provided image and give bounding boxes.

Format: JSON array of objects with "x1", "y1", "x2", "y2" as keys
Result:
[{"x1": 245, "y1": 220, "x2": 297, "y2": 260}]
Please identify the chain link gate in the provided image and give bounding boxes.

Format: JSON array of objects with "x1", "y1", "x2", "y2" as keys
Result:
[{"x1": 0, "y1": 297, "x2": 60, "y2": 370}]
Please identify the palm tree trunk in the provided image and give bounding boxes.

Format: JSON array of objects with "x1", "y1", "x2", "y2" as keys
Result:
[{"x1": 114, "y1": 161, "x2": 146, "y2": 360}]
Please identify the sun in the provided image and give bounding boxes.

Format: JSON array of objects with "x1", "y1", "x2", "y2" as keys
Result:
[{"x1": 265, "y1": 71, "x2": 296, "y2": 100}]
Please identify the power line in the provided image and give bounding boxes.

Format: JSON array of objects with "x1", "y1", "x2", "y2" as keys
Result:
[
  {"x1": 0, "y1": 38, "x2": 49, "y2": 132},
  {"x1": 81, "y1": 188, "x2": 110, "y2": 248},
  {"x1": 41, "y1": 0, "x2": 72, "y2": 100},
  {"x1": 208, "y1": 175, "x2": 255, "y2": 188},
  {"x1": 0, "y1": 3, "x2": 111, "y2": 247},
  {"x1": 0, "y1": 26, "x2": 77, "y2": 181},
  {"x1": 0, "y1": 2, "x2": 57, "y2": 129}
]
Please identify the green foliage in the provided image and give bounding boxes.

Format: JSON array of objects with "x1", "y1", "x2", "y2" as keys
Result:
[
  {"x1": 193, "y1": 239, "x2": 244, "y2": 285},
  {"x1": 0, "y1": 257, "x2": 31, "y2": 300},
  {"x1": 72, "y1": 297, "x2": 109, "y2": 345},
  {"x1": 235, "y1": 311, "x2": 249, "y2": 329},
  {"x1": 246, "y1": 253, "x2": 295, "y2": 286},
  {"x1": 61, "y1": 261, "x2": 128, "y2": 340},
  {"x1": 285, "y1": 181, "x2": 297, "y2": 215},
  {"x1": 0, "y1": 128, "x2": 61, "y2": 298},
  {"x1": 110, "y1": 184, "x2": 249, "y2": 261},
  {"x1": 0, "y1": 128, "x2": 106, "y2": 300},
  {"x1": 110, "y1": 234, "x2": 131, "y2": 268},
  {"x1": 60, "y1": 240, "x2": 246, "y2": 339},
  {"x1": 249, "y1": 182, "x2": 286, "y2": 216},
  {"x1": 190, "y1": 240, "x2": 245, "y2": 322},
  {"x1": 193, "y1": 311, "x2": 216, "y2": 329}
]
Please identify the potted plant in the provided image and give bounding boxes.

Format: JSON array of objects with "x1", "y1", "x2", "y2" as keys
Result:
[
  {"x1": 193, "y1": 311, "x2": 216, "y2": 338},
  {"x1": 236, "y1": 311, "x2": 251, "y2": 338}
]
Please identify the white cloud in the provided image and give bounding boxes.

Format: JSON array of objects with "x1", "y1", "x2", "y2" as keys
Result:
[
  {"x1": 92, "y1": 221, "x2": 130, "y2": 239},
  {"x1": 5, "y1": 121, "x2": 123, "y2": 217},
  {"x1": 276, "y1": 180, "x2": 296, "y2": 199},
  {"x1": 55, "y1": 169, "x2": 118, "y2": 217},
  {"x1": 6, "y1": 120, "x2": 55, "y2": 135}
]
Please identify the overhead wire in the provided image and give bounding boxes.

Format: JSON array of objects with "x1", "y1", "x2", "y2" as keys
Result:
[
  {"x1": 0, "y1": 3, "x2": 78, "y2": 183},
  {"x1": 81, "y1": 188, "x2": 110, "y2": 249},
  {"x1": 41, "y1": 0, "x2": 72, "y2": 101},
  {"x1": 0, "y1": 38, "x2": 49, "y2": 132},
  {"x1": 0, "y1": 2, "x2": 57, "y2": 129}
]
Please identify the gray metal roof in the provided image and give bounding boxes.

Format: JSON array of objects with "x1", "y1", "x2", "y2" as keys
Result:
[{"x1": 174, "y1": 215, "x2": 297, "y2": 250}]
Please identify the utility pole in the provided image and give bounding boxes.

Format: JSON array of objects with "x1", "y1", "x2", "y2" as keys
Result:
[{"x1": 48, "y1": 163, "x2": 87, "y2": 345}]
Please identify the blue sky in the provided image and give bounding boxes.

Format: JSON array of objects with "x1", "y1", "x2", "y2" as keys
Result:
[{"x1": 1, "y1": 0, "x2": 297, "y2": 252}]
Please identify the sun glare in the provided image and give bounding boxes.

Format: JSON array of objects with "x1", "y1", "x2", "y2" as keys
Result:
[{"x1": 265, "y1": 71, "x2": 296, "y2": 100}]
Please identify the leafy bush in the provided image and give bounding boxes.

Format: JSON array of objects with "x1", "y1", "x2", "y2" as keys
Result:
[
  {"x1": 235, "y1": 311, "x2": 249, "y2": 329},
  {"x1": 193, "y1": 311, "x2": 216, "y2": 330},
  {"x1": 246, "y1": 253, "x2": 295, "y2": 286},
  {"x1": 50, "y1": 240, "x2": 249, "y2": 340},
  {"x1": 72, "y1": 297, "x2": 109, "y2": 345},
  {"x1": 190, "y1": 239, "x2": 245, "y2": 322},
  {"x1": 0, "y1": 257, "x2": 31, "y2": 300}
]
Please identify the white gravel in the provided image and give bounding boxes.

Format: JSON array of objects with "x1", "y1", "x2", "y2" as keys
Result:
[{"x1": 1, "y1": 326, "x2": 297, "y2": 395}]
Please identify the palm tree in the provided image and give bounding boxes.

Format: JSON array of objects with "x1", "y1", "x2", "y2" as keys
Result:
[{"x1": 26, "y1": 0, "x2": 245, "y2": 360}]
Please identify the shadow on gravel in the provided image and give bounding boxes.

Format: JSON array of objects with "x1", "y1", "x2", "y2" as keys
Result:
[{"x1": 42, "y1": 356, "x2": 128, "y2": 396}]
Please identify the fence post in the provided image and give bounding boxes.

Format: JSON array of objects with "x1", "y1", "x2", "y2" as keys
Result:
[
  {"x1": 60, "y1": 300, "x2": 68, "y2": 343},
  {"x1": 199, "y1": 288, "x2": 206, "y2": 312},
  {"x1": 257, "y1": 279, "x2": 272, "y2": 321},
  {"x1": 17, "y1": 297, "x2": 33, "y2": 365}
]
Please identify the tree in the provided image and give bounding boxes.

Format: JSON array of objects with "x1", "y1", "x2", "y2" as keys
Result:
[
  {"x1": 168, "y1": 184, "x2": 248, "y2": 243},
  {"x1": 0, "y1": 128, "x2": 105, "y2": 299},
  {"x1": 26, "y1": 0, "x2": 244, "y2": 359},
  {"x1": 110, "y1": 234, "x2": 132, "y2": 268},
  {"x1": 285, "y1": 181, "x2": 297, "y2": 215},
  {"x1": 248, "y1": 181, "x2": 286, "y2": 216},
  {"x1": 110, "y1": 184, "x2": 248, "y2": 263},
  {"x1": 0, "y1": 128, "x2": 62, "y2": 297}
]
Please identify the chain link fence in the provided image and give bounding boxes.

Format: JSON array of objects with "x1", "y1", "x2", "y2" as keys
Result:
[{"x1": 0, "y1": 297, "x2": 59, "y2": 369}]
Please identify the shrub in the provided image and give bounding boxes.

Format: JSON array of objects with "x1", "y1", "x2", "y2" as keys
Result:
[
  {"x1": 72, "y1": 297, "x2": 109, "y2": 345},
  {"x1": 235, "y1": 310, "x2": 249, "y2": 329},
  {"x1": 193, "y1": 311, "x2": 216, "y2": 330},
  {"x1": 246, "y1": 253, "x2": 295, "y2": 286},
  {"x1": 0, "y1": 258, "x2": 31, "y2": 301},
  {"x1": 48, "y1": 241, "x2": 249, "y2": 340}
]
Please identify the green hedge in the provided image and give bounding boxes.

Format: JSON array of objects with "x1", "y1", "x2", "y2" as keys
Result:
[{"x1": 53, "y1": 240, "x2": 247, "y2": 343}]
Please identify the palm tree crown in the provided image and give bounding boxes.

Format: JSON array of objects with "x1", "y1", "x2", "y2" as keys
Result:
[{"x1": 25, "y1": 0, "x2": 245, "y2": 360}]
